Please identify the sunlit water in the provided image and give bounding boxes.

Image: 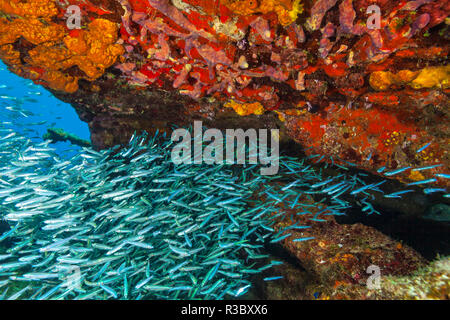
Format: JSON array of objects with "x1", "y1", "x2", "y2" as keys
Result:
[{"x1": 0, "y1": 61, "x2": 90, "y2": 158}]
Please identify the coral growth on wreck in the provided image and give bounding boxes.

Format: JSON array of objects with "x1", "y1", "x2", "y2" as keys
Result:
[{"x1": 0, "y1": 0, "x2": 449, "y2": 188}]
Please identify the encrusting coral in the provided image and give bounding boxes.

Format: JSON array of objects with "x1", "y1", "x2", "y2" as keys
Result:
[
  {"x1": 0, "y1": 0, "x2": 124, "y2": 93},
  {"x1": 0, "y1": 0, "x2": 58, "y2": 17},
  {"x1": 370, "y1": 66, "x2": 450, "y2": 91},
  {"x1": 221, "y1": 0, "x2": 303, "y2": 26},
  {"x1": 224, "y1": 100, "x2": 265, "y2": 116}
]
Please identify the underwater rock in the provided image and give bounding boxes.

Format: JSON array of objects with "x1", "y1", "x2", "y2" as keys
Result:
[
  {"x1": 320, "y1": 255, "x2": 450, "y2": 299},
  {"x1": 424, "y1": 204, "x2": 450, "y2": 222},
  {"x1": 253, "y1": 260, "x2": 317, "y2": 300},
  {"x1": 379, "y1": 256, "x2": 450, "y2": 300},
  {"x1": 243, "y1": 195, "x2": 443, "y2": 300},
  {"x1": 268, "y1": 198, "x2": 427, "y2": 295}
]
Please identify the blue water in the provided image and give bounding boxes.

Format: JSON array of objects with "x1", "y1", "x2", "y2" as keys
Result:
[{"x1": 0, "y1": 61, "x2": 90, "y2": 157}]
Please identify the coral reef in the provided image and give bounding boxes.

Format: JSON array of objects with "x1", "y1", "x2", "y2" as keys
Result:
[
  {"x1": 0, "y1": 0, "x2": 449, "y2": 300},
  {"x1": 260, "y1": 254, "x2": 449, "y2": 300},
  {"x1": 0, "y1": 0, "x2": 448, "y2": 187}
]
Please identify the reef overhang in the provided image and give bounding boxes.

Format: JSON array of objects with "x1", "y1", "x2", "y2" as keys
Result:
[{"x1": 0, "y1": 0, "x2": 449, "y2": 188}]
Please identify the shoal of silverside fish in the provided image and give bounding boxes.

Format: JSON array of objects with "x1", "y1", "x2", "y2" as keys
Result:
[
  {"x1": 0, "y1": 130, "x2": 297, "y2": 300},
  {"x1": 0, "y1": 124, "x2": 447, "y2": 299}
]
